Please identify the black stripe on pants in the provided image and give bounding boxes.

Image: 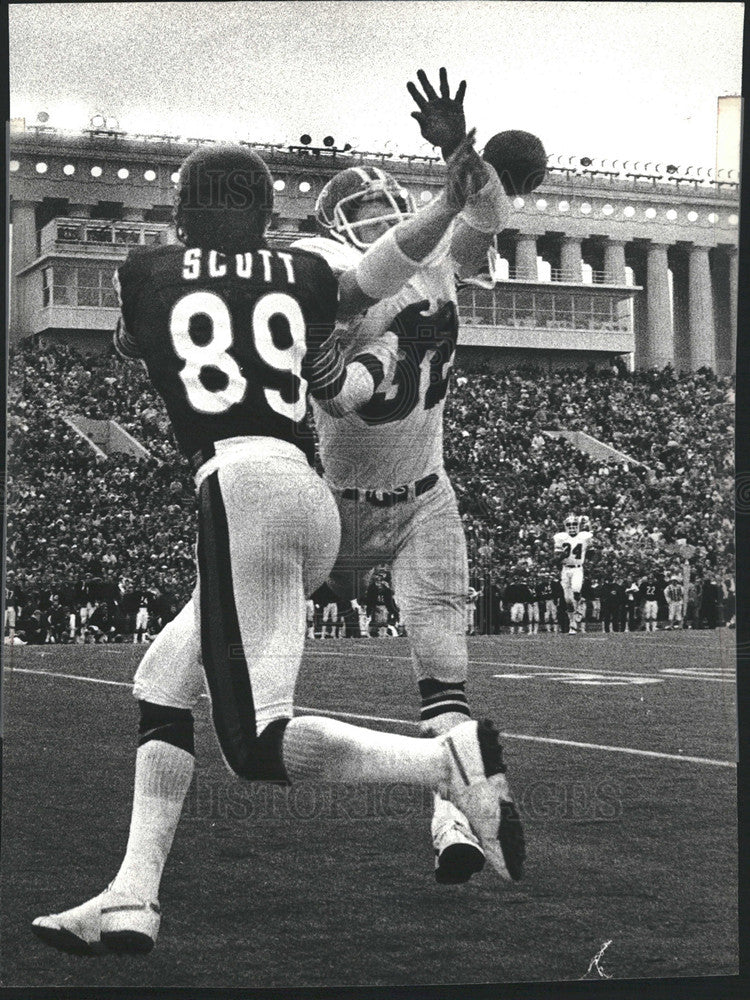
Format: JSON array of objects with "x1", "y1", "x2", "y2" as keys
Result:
[{"x1": 197, "y1": 472, "x2": 258, "y2": 778}]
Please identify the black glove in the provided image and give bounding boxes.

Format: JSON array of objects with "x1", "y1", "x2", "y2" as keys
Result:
[{"x1": 407, "y1": 67, "x2": 467, "y2": 159}]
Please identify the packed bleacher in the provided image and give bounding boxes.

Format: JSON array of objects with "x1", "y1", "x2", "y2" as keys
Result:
[{"x1": 5, "y1": 342, "x2": 734, "y2": 640}]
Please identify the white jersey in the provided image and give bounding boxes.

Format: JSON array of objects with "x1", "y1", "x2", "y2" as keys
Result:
[
  {"x1": 292, "y1": 234, "x2": 458, "y2": 490},
  {"x1": 553, "y1": 530, "x2": 593, "y2": 568}
]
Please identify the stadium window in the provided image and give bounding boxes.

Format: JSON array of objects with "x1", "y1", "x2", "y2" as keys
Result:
[
  {"x1": 645, "y1": 207, "x2": 657, "y2": 219},
  {"x1": 687, "y1": 211, "x2": 698, "y2": 222},
  {"x1": 666, "y1": 209, "x2": 677, "y2": 221},
  {"x1": 601, "y1": 204, "x2": 614, "y2": 216},
  {"x1": 273, "y1": 179, "x2": 286, "y2": 192},
  {"x1": 85, "y1": 225, "x2": 113, "y2": 244},
  {"x1": 117, "y1": 168, "x2": 130, "y2": 180},
  {"x1": 170, "y1": 171, "x2": 180, "y2": 184},
  {"x1": 420, "y1": 190, "x2": 433, "y2": 203},
  {"x1": 580, "y1": 202, "x2": 592, "y2": 215},
  {"x1": 63, "y1": 163, "x2": 75, "y2": 176},
  {"x1": 115, "y1": 228, "x2": 142, "y2": 245},
  {"x1": 35, "y1": 162, "x2": 48, "y2": 174},
  {"x1": 57, "y1": 223, "x2": 82, "y2": 242},
  {"x1": 536, "y1": 294, "x2": 553, "y2": 327},
  {"x1": 9, "y1": 160, "x2": 20, "y2": 172},
  {"x1": 514, "y1": 290, "x2": 534, "y2": 327},
  {"x1": 623, "y1": 206, "x2": 635, "y2": 218},
  {"x1": 42, "y1": 267, "x2": 52, "y2": 306},
  {"x1": 535, "y1": 199, "x2": 547, "y2": 211},
  {"x1": 708, "y1": 212, "x2": 718, "y2": 224},
  {"x1": 552, "y1": 292, "x2": 573, "y2": 328},
  {"x1": 91, "y1": 165, "x2": 103, "y2": 178},
  {"x1": 77, "y1": 265, "x2": 102, "y2": 306},
  {"x1": 558, "y1": 200, "x2": 570, "y2": 212},
  {"x1": 729, "y1": 214, "x2": 738, "y2": 226},
  {"x1": 299, "y1": 181, "x2": 312, "y2": 193},
  {"x1": 101, "y1": 268, "x2": 118, "y2": 307},
  {"x1": 573, "y1": 294, "x2": 594, "y2": 329},
  {"x1": 513, "y1": 197, "x2": 524, "y2": 210},
  {"x1": 51, "y1": 264, "x2": 75, "y2": 306},
  {"x1": 144, "y1": 169, "x2": 157, "y2": 182}
]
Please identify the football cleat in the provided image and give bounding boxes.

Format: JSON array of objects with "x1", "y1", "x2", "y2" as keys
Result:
[
  {"x1": 432, "y1": 797, "x2": 485, "y2": 884},
  {"x1": 440, "y1": 720, "x2": 525, "y2": 882},
  {"x1": 32, "y1": 885, "x2": 160, "y2": 956}
]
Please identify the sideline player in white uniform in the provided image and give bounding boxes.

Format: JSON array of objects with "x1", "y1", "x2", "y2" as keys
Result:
[
  {"x1": 553, "y1": 515, "x2": 594, "y2": 634},
  {"x1": 32, "y1": 138, "x2": 524, "y2": 956},
  {"x1": 292, "y1": 69, "x2": 525, "y2": 883}
]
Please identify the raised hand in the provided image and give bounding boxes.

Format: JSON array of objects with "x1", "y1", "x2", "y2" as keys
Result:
[
  {"x1": 444, "y1": 128, "x2": 490, "y2": 212},
  {"x1": 407, "y1": 67, "x2": 467, "y2": 158}
]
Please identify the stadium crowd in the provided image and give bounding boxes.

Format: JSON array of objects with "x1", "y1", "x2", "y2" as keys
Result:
[{"x1": 5, "y1": 342, "x2": 734, "y2": 641}]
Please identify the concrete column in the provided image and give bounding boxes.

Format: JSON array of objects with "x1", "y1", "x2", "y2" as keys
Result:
[
  {"x1": 729, "y1": 249, "x2": 738, "y2": 372},
  {"x1": 559, "y1": 237, "x2": 582, "y2": 282},
  {"x1": 670, "y1": 249, "x2": 691, "y2": 373},
  {"x1": 604, "y1": 240, "x2": 627, "y2": 284},
  {"x1": 645, "y1": 243, "x2": 673, "y2": 369},
  {"x1": 688, "y1": 246, "x2": 716, "y2": 371},
  {"x1": 9, "y1": 200, "x2": 38, "y2": 340},
  {"x1": 514, "y1": 234, "x2": 538, "y2": 280}
]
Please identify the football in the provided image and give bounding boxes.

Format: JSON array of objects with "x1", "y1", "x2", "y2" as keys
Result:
[{"x1": 482, "y1": 129, "x2": 548, "y2": 196}]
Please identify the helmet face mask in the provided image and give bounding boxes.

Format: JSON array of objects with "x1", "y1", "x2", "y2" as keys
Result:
[
  {"x1": 316, "y1": 167, "x2": 416, "y2": 249},
  {"x1": 564, "y1": 515, "x2": 579, "y2": 535}
]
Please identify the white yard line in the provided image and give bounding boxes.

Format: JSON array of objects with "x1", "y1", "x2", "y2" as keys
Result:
[{"x1": 7, "y1": 665, "x2": 735, "y2": 768}]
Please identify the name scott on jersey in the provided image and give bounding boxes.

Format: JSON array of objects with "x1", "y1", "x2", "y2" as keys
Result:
[{"x1": 181, "y1": 248, "x2": 297, "y2": 284}]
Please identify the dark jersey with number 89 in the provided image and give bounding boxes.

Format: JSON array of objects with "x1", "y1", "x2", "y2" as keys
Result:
[{"x1": 115, "y1": 243, "x2": 339, "y2": 465}]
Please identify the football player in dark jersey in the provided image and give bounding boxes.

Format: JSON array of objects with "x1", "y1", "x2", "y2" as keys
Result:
[{"x1": 33, "y1": 139, "x2": 520, "y2": 956}]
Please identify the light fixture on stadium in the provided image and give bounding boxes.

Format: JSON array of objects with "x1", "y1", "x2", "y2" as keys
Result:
[
  {"x1": 665, "y1": 164, "x2": 679, "y2": 174},
  {"x1": 579, "y1": 156, "x2": 593, "y2": 168}
]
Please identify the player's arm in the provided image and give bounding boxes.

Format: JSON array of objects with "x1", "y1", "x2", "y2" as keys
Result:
[
  {"x1": 112, "y1": 262, "x2": 144, "y2": 361},
  {"x1": 406, "y1": 66, "x2": 510, "y2": 278},
  {"x1": 307, "y1": 333, "x2": 394, "y2": 418},
  {"x1": 304, "y1": 261, "x2": 395, "y2": 418},
  {"x1": 336, "y1": 130, "x2": 485, "y2": 320}
]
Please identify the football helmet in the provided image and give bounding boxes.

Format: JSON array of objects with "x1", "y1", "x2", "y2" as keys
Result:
[
  {"x1": 564, "y1": 515, "x2": 579, "y2": 535},
  {"x1": 174, "y1": 144, "x2": 274, "y2": 251},
  {"x1": 315, "y1": 166, "x2": 416, "y2": 249}
]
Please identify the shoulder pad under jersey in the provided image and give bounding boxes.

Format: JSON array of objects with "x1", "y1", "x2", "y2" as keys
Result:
[{"x1": 290, "y1": 236, "x2": 362, "y2": 276}]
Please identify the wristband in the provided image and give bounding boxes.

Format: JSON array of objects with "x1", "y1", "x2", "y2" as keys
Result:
[{"x1": 458, "y1": 169, "x2": 510, "y2": 234}]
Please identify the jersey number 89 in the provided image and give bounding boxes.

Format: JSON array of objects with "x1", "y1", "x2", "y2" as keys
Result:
[{"x1": 169, "y1": 290, "x2": 308, "y2": 421}]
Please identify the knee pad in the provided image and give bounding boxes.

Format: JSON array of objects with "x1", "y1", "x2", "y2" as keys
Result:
[
  {"x1": 138, "y1": 700, "x2": 195, "y2": 756},
  {"x1": 220, "y1": 717, "x2": 291, "y2": 785}
]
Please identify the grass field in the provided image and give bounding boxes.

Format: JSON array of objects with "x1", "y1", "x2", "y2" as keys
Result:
[{"x1": 0, "y1": 631, "x2": 738, "y2": 989}]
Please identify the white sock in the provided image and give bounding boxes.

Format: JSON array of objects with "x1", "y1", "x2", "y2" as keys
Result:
[
  {"x1": 110, "y1": 741, "x2": 194, "y2": 901},
  {"x1": 282, "y1": 715, "x2": 448, "y2": 786}
]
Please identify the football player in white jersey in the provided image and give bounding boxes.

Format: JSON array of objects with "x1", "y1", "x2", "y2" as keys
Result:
[
  {"x1": 291, "y1": 68, "x2": 524, "y2": 884},
  {"x1": 553, "y1": 515, "x2": 594, "y2": 634}
]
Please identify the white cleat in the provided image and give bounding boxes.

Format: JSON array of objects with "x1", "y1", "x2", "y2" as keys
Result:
[
  {"x1": 32, "y1": 885, "x2": 160, "y2": 956},
  {"x1": 432, "y1": 797, "x2": 485, "y2": 884},
  {"x1": 440, "y1": 719, "x2": 525, "y2": 882}
]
